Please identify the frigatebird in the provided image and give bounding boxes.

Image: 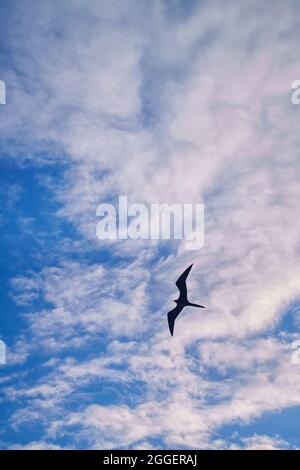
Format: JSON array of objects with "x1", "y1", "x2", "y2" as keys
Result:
[{"x1": 167, "y1": 264, "x2": 205, "y2": 336}]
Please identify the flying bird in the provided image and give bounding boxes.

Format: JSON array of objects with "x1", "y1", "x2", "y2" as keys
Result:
[{"x1": 167, "y1": 264, "x2": 205, "y2": 336}]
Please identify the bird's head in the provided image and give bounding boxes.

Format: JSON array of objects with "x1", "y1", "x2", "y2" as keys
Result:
[{"x1": 173, "y1": 299, "x2": 179, "y2": 304}]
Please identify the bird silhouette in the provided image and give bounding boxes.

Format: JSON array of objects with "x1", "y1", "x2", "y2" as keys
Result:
[{"x1": 167, "y1": 264, "x2": 205, "y2": 336}]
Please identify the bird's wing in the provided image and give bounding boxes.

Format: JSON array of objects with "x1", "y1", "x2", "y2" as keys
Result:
[
  {"x1": 175, "y1": 264, "x2": 193, "y2": 302},
  {"x1": 167, "y1": 304, "x2": 184, "y2": 336}
]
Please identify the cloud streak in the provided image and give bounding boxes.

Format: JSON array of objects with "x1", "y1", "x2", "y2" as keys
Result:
[{"x1": 1, "y1": 0, "x2": 300, "y2": 450}]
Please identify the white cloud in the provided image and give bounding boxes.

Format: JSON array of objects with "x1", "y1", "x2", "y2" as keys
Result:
[{"x1": 2, "y1": 0, "x2": 300, "y2": 450}]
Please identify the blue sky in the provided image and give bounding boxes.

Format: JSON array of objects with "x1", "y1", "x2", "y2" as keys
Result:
[{"x1": 1, "y1": 0, "x2": 300, "y2": 450}]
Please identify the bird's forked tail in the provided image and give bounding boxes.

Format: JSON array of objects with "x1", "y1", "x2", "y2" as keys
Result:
[{"x1": 187, "y1": 302, "x2": 205, "y2": 308}]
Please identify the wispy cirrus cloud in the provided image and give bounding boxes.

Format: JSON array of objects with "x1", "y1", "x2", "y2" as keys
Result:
[{"x1": 1, "y1": 0, "x2": 300, "y2": 450}]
